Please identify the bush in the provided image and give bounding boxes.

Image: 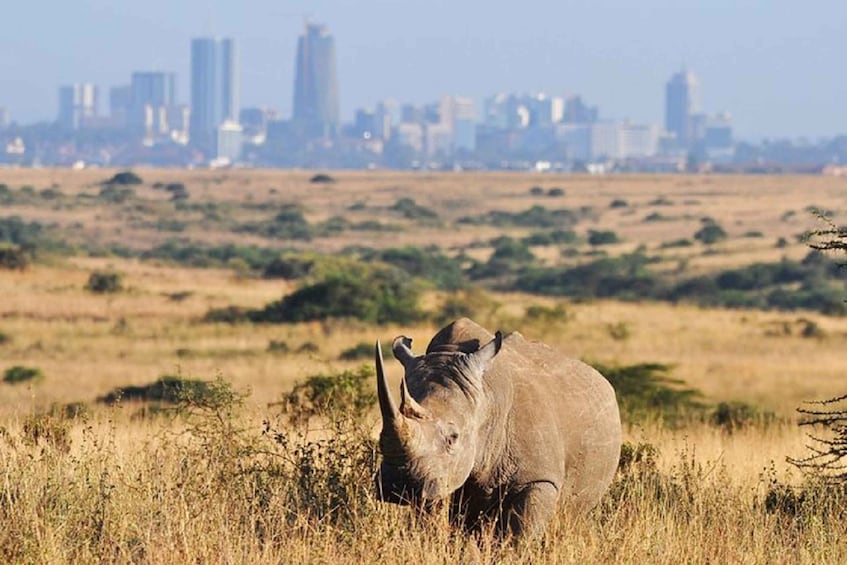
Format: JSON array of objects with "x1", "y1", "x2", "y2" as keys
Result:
[
  {"x1": 709, "y1": 401, "x2": 773, "y2": 433},
  {"x1": 595, "y1": 362, "x2": 704, "y2": 423},
  {"x1": 280, "y1": 365, "x2": 376, "y2": 425},
  {"x1": 588, "y1": 230, "x2": 621, "y2": 246},
  {"x1": 98, "y1": 184, "x2": 134, "y2": 203},
  {"x1": 521, "y1": 229, "x2": 578, "y2": 246},
  {"x1": 0, "y1": 216, "x2": 43, "y2": 246},
  {"x1": 104, "y1": 171, "x2": 143, "y2": 185},
  {"x1": 238, "y1": 204, "x2": 313, "y2": 241},
  {"x1": 309, "y1": 173, "x2": 336, "y2": 183},
  {"x1": 433, "y1": 289, "x2": 501, "y2": 327},
  {"x1": 3, "y1": 365, "x2": 44, "y2": 384},
  {"x1": 389, "y1": 197, "x2": 438, "y2": 220},
  {"x1": 547, "y1": 187, "x2": 565, "y2": 197},
  {"x1": 459, "y1": 205, "x2": 580, "y2": 229},
  {"x1": 529, "y1": 186, "x2": 545, "y2": 196},
  {"x1": 85, "y1": 271, "x2": 123, "y2": 293},
  {"x1": 97, "y1": 375, "x2": 217, "y2": 405},
  {"x1": 694, "y1": 222, "x2": 728, "y2": 245},
  {"x1": 610, "y1": 199, "x2": 629, "y2": 208},
  {"x1": 0, "y1": 245, "x2": 30, "y2": 270},
  {"x1": 359, "y1": 246, "x2": 467, "y2": 290},
  {"x1": 250, "y1": 264, "x2": 423, "y2": 324},
  {"x1": 203, "y1": 305, "x2": 252, "y2": 324},
  {"x1": 515, "y1": 252, "x2": 665, "y2": 300}
]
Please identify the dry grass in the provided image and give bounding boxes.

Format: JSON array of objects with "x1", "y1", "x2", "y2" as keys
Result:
[{"x1": 2, "y1": 169, "x2": 847, "y2": 562}]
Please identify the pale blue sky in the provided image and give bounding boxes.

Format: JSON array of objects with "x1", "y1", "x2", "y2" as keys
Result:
[{"x1": 1, "y1": 0, "x2": 844, "y2": 139}]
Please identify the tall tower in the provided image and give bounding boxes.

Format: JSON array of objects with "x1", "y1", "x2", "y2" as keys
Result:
[
  {"x1": 665, "y1": 69, "x2": 700, "y2": 148},
  {"x1": 58, "y1": 83, "x2": 98, "y2": 130},
  {"x1": 292, "y1": 23, "x2": 339, "y2": 138},
  {"x1": 190, "y1": 37, "x2": 238, "y2": 151}
]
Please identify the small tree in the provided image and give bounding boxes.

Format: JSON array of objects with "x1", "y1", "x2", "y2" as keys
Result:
[{"x1": 787, "y1": 218, "x2": 847, "y2": 481}]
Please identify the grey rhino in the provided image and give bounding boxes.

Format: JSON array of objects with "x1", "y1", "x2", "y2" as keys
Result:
[{"x1": 375, "y1": 318, "x2": 621, "y2": 539}]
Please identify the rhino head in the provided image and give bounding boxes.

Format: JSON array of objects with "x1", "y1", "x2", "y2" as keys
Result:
[{"x1": 374, "y1": 331, "x2": 503, "y2": 506}]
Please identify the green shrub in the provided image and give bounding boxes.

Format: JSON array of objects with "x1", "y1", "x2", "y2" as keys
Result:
[
  {"x1": 389, "y1": 197, "x2": 438, "y2": 220},
  {"x1": 588, "y1": 230, "x2": 621, "y2": 246},
  {"x1": 98, "y1": 185, "x2": 134, "y2": 203},
  {"x1": 339, "y1": 342, "x2": 392, "y2": 361},
  {"x1": 433, "y1": 289, "x2": 501, "y2": 327},
  {"x1": 515, "y1": 252, "x2": 665, "y2": 300},
  {"x1": 660, "y1": 238, "x2": 693, "y2": 248},
  {"x1": 3, "y1": 365, "x2": 44, "y2": 384},
  {"x1": 280, "y1": 365, "x2": 376, "y2": 425},
  {"x1": 85, "y1": 271, "x2": 123, "y2": 293},
  {"x1": 459, "y1": 205, "x2": 580, "y2": 228},
  {"x1": 204, "y1": 305, "x2": 252, "y2": 324},
  {"x1": 709, "y1": 401, "x2": 774, "y2": 433},
  {"x1": 359, "y1": 246, "x2": 467, "y2": 290},
  {"x1": 610, "y1": 199, "x2": 629, "y2": 208},
  {"x1": 529, "y1": 186, "x2": 545, "y2": 196},
  {"x1": 0, "y1": 245, "x2": 30, "y2": 270},
  {"x1": 594, "y1": 362, "x2": 704, "y2": 423},
  {"x1": 521, "y1": 229, "x2": 578, "y2": 246},
  {"x1": 0, "y1": 216, "x2": 43, "y2": 246},
  {"x1": 238, "y1": 204, "x2": 313, "y2": 240},
  {"x1": 694, "y1": 222, "x2": 728, "y2": 245},
  {"x1": 310, "y1": 173, "x2": 336, "y2": 183},
  {"x1": 97, "y1": 375, "x2": 217, "y2": 405},
  {"x1": 524, "y1": 303, "x2": 568, "y2": 323},
  {"x1": 104, "y1": 171, "x2": 143, "y2": 185},
  {"x1": 250, "y1": 264, "x2": 423, "y2": 324},
  {"x1": 547, "y1": 187, "x2": 565, "y2": 197}
]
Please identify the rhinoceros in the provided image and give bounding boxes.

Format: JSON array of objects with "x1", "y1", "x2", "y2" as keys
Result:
[{"x1": 374, "y1": 318, "x2": 621, "y2": 539}]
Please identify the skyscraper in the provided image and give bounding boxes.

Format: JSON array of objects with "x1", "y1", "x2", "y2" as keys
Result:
[
  {"x1": 58, "y1": 83, "x2": 98, "y2": 130},
  {"x1": 292, "y1": 23, "x2": 339, "y2": 138},
  {"x1": 129, "y1": 71, "x2": 177, "y2": 134},
  {"x1": 190, "y1": 37, "x2": 238, "y2": 150},
  {"x1": 665, "y1": 69, "x2": 700, "y2": 148}
]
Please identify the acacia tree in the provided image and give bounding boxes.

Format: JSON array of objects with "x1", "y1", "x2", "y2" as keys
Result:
[{"x1": 789, "y1": 220, "x2": 847, "y2": 480}]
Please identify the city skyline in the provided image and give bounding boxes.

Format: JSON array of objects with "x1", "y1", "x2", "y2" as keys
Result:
[{"x1": 0, "y1": 1, "x2": 845, "y2": 140}]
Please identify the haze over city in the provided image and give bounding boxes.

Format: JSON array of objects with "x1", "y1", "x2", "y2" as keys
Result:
[{"x1": 2, "y1": 0, "x2": 845, "y2": 140}]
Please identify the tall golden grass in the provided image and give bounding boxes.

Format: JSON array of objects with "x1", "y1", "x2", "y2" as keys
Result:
[{"x1": 2, "y1": 170, "x2": 847, "y2": 561}]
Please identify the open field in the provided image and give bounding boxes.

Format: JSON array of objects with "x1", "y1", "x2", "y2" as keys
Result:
[{"x1": 2, "y1": 169, "x2": 847, "y2": 562}]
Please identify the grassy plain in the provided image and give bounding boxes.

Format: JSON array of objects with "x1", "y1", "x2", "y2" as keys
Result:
[{"x1": 1, "y1": 169, "x2": 847, "y2": 562}]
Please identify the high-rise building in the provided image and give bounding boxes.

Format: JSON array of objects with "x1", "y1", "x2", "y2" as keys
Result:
[
  {"x1": 0, "y1": 108, "x2": 9, "y2": 130},
  {"x1": 58, "y1": 83, "x2": 98, "y2": 130},
  {"x1": 109, "y1": 85, "x2": 131, "y2": 128},
  {"x1": 665, "y1": 69, "x2": 700, "y2": 148},
  {"x1": 563, "y1": 96, "x2": 598, "y2": 124},
  {"x1": 129, "y1": 72, "x2": 177, "y2": 134},
  {"x1": 190, "y1": 37, "x2": 239, "y2": 150},
  {"x1": 292, "y1": 23, "x2": 339, "y2": 138}
]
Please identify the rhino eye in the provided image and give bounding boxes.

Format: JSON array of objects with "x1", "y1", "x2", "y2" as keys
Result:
[{"x1": 446, "y1": 431, "x2": 459, "y2": 450}]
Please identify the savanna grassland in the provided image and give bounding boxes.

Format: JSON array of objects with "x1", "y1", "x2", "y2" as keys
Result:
[{"x1": 1, "y1": 169, "x2": 847, "y2": 563}]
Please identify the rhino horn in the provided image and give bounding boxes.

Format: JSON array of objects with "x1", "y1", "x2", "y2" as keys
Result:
[
  {"x1": 400, "y1": 375, "x2": 431, "y2": 420},
  {"x1": 392, "y1": 336, "x2": 416, "y2": 368},
  {"x1": 375, "y1": 340, "x2": 400, "y2": 423}
]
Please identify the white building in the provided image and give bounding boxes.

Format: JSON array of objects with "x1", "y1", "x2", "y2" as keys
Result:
[{"x1": 216, "y1": 120, "x2": 243, "y2": 162}]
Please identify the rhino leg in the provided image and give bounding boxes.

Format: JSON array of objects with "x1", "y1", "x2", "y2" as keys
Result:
[{"x1": 500, "y1": 481, "x2": 558, "y2": 541}]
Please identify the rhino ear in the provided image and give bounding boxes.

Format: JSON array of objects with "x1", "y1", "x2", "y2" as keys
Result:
[
  {"x1": 464, "y1": 331, "x2": 503, "y2": 376},
  {"x1": 392, "y1": 336, "x2": 416, "y2": 369}
]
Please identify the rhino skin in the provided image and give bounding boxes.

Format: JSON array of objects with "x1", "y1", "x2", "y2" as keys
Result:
[{"x1": 375, "y1": 317, "x2": 621, "y2": 540}]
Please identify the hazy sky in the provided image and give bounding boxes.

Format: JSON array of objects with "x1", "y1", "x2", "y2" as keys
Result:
[{"x1": 1, "y1": 0, "x2": 845, "y2": 140}]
